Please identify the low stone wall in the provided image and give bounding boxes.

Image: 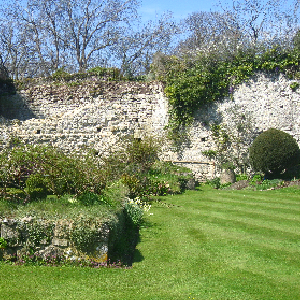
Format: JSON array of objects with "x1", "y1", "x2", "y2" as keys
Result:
[{"x1": 0, "y1": 216, "x2": 110, "y2": 263}]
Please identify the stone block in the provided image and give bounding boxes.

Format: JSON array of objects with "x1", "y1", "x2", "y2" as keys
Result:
[{"x1": 220, "y1": 169, "x2": 236, "y2": 184}]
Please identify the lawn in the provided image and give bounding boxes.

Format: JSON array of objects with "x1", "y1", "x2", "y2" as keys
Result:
[{"x1": 1, "y1": 185, "x2": 300, "y2": 299}]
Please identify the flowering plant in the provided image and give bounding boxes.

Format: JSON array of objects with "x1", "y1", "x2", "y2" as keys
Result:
[{"x1": 124, "y1": 197, "x2": 151, "y2": 226}]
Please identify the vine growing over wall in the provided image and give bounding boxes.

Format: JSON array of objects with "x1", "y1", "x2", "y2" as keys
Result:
[{"x1": 161, "y1": 46, "x2": 300, "y2": 146}]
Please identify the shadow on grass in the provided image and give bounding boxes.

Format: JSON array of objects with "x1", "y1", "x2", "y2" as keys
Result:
[{"x1": 132, "y1": 248, "x2": 145, "y2": 264}]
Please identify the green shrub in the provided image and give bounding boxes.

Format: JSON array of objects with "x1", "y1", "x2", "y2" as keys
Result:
[
  {"x1": 236, "y1": 174, "x2": 249, "y2": 181},
  {"x1": 87, "y1": 66, "x2": 120, "y2": 79},
  {"x1": 249, "y1": 179, "x2": 284, "y2": 190},
  {"x1": 146, "y1": 177, "x2": 170, "y2": 196},
  {"x1": 124, "y1": 136, "x2": 162, "y2": 174},
  {"x1": 205, "y1": 178, "x2": 221, "y2": 189},
  {"x1": 25, "y1": 174, "x2": 48, "y2": 201},
  {"x1": 146, "y1": 161, "x2": 194, "y2": 195},
  {"x1": 249, "y1": 174, "x2": 263, "y2": 185},
  {"x1": 77, "y1": 191, "x2": 100, "y2": 206},
  {"x1": 121, "y1": 174, "x2": 141, "y2": 199},
  {"x1": 220, "y1": 182, "x2": 233, "y2": 189},
  {"x1": 3, "y1": 188, "x2": 27, "y2": 203},
  {"x1": 123, "y1": 198, "x2": 150, "y2": 227},
  {"x1": 0, "y1": 237, "x2": 7, "y2": 249},
  {"x1": 24, "y1": 188, "x2": 48, "y2": 202},
  {"x1": 0, "y1": 141, "x2": 107, "y2": 201},
  {"x1": 50, "y1": 67, "x2": 72, "y2": 81},
  {"x1": 249, "y1": 128, "x2": 300, "y2": 178}
]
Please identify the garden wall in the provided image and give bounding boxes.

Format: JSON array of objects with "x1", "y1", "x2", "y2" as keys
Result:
[
  {"x1": 0, "y1": 214, "x2": 116, "y2": 263},
  {"x1": 1, "y1": 72, "x2": 300, "y2": 181}
]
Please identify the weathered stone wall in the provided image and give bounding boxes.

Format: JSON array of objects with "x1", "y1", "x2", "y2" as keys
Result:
[
  {"x1": 1, "y1": 72, "x2": 300, "y2": 181},
  {"x1": 175, "y1": 72, "x2": 300, "y2": 180},
  {"x1": 0, "y1": 78, "x2": 170, "y2": 158},
  {"x1": 0, "y1": 216, "x2": 109, "y2": 263}
]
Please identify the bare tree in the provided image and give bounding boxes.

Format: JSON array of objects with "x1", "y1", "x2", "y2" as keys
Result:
[
  {"x1": 0, "y1": 15, "x2": 32, "y2": 80},
  {"x1": 175, "y1": 10, "x2": 248, "y2": 60},
  {"x1": 114, "y1": 11, "x2": 180, "y2": 77},
  {"x1": 219, "y1": 0, "x2": 294, "y2": 51},
  {"x1": 63, "y1": 0, "x2": 139, "y2": 73},
  {"x1": 1, "y1": 0, "x2": 140, "y2": 77}
]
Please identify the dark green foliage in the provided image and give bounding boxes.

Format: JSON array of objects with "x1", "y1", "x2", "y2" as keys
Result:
[
  {"x1": 2, "y1": 188, "x2": 27, "y2": 204},
  {"x1": 0, "y1": 141, "x2": 106, "y2": 201},
  {"x1": 77, "y1": 191, "x2": 99, "y2": 206},
  {"x1": 25, "y1": 174, "x2": 48, "y2": 201},
  {"x1": 87, "y1": 66, "x2": 121, "y2": 80},
  {"x1": 249, "y1": 128, "x2": 300, "y2": 178},
  {"x1": 205, "y1": 177, "x2": 221, "y2": 189}
]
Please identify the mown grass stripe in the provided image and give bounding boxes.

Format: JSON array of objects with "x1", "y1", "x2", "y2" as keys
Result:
[
  {"x1": 187, "y1": 201, "x2": 300, "y2": 224},
  {"x1": 170, "y1": 205, "x2": 300, "y2": 238},
  {"x1": 192, "y1": 195, "x2": 300, "y2": 212}
]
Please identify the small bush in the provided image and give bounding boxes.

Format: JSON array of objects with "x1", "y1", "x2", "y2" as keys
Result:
[
  {"x1": 249, "y1": 174, "x2": 263, "y2": 185},
  {"x1": 87, "y1": 66, "x2": 120, "y2": 79},
  {"x1": 0, "y1": 141, "x2": 107, "y2": 201},
  {"x1": 205, "y1": 178, "x2": 221, "y2": 189},
  {"x1": 249, "y1": 179, "x2": 284, "y2": 190},
  {"x1": 249, "y1": 128, "x2": 300, "y2": 178},
  {"x1": 3, "y1": 188, "x2": 27, "y2": 204},
  {"x1": 25, "y1": 174, "x2": 48, "y2": 201},
  {"x1": 77, "y1": 191, "x2": 100, "y2": 206},
  {"x1": 123, "y1": 197, "x2": 151, "y2": 226},
  {"x1": 124, "y1": 136, "x2": 162, "y2": 174},
  {"x1": 50, "y1": 67, "x2": 72, "y2": 81},
  {"x1": 236, "y1": 174, "x2": 249, "y2": 181}
]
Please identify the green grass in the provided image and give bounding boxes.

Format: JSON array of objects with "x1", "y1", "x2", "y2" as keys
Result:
[
  {"x1": 1, "y1": 185, "x2": 300, "y2": 299},
  {"x1": 0, "y1": 194, "x2": 120, "y2": 221}
]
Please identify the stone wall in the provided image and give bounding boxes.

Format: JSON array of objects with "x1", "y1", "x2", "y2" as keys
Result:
[
  {"x1": 0, "y1": 78, "x2": 170, "y2": 158},
  {"x1": 175, "y1": 72, "x2": 300, "y2": 180},
  {"x1": 0, "y1": 216, "x2": 109, "y2": 263},
  {"x1": 1, "y1": 72, "x2": 300, "y2": 181}
]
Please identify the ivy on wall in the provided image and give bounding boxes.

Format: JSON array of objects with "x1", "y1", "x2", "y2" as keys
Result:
[{"x1": 161, "y1": 46, "x2": 300, "y2": 145}]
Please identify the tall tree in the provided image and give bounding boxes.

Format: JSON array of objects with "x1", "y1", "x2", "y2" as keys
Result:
[
  {"x1": 175, "y1": 10, "x2": 247, "y2": 61},
  {"x1": 114, "y1": 11, "x2": 180, "y2": 76},
  {"x1": 63, "y1": 0, "x2": 139, "y2": 73},
  {"x1": 218, "y1": 0, "x2": 294, "y2": 51},
  {"x1": 0, "y1": 17, "x2": 29, "y2": 80},
  {"x1": 2, "y1": 0, "x2": 140, "y2": 77}
]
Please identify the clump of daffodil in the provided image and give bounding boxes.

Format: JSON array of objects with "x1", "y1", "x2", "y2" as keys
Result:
[{"x1": 124, "y1": 197, "x2": 152, "y2": 225}]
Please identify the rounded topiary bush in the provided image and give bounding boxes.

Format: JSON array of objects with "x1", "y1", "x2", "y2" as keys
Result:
[{"x1": 249, "y1": 128, "x2": 300, "y2": 178}]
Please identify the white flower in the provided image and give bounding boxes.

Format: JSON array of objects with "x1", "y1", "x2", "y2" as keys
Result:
[{"x1": 68, "y1": 197, "x2": 77, "y2": 204}]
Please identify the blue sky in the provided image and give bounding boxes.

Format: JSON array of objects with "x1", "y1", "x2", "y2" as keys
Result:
[
  {"x1": 138, "y1": 0, "x2": 220, "y2": 23},
  {"x1": 137, "y1": 0, "x2": 298, "y2": 24}
]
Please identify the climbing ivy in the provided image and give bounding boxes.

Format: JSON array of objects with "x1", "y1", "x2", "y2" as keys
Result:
[{"x1": 162, "y1": 46, "x2": 300, "y2": 145}]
